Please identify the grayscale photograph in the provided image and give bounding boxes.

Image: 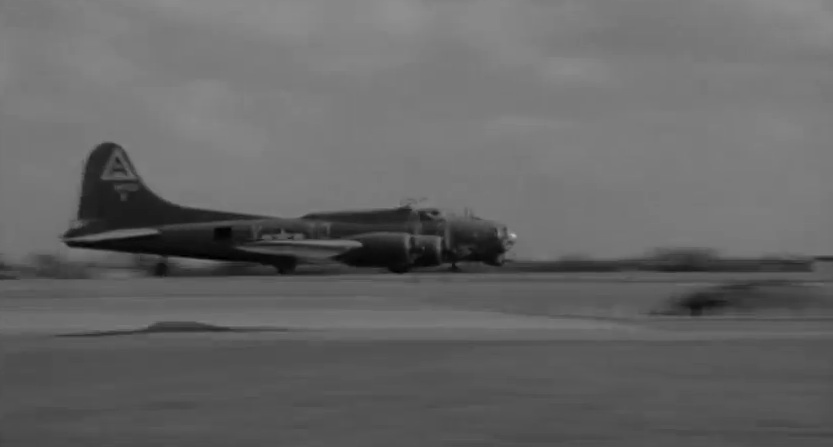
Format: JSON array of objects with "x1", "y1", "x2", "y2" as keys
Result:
[{"x1": 1, "y1": 1, "x2": 832, "y2": 446}]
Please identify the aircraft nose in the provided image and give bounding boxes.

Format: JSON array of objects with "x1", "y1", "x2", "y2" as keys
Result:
[
  {"x1": 504, "y1": 229, "x2": 518, "y2": 248},
  {"x1": 494, "y1": 225, "x2": 517, "y2": 249}
]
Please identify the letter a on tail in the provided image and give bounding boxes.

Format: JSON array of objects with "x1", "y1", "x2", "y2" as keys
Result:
[{"x1": 100, "y1": 147, "x2": 138, "y2": 181}]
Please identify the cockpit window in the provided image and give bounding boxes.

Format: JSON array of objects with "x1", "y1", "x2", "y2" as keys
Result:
[{"x1": 417, "y1": 208, "x2": 443, "y2": 221}]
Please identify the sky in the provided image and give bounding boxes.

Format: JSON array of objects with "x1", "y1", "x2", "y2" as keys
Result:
[{"x1": 1, "y1": 0, "x2": 831, "y2": 261}]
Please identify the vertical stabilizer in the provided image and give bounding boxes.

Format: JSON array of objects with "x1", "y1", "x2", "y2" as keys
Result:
[
  {"x1": 68, "y1": 142, "x2": 261, "y2": 234},
  {"x1": 76, "y1": 142, "x2": 170, "y2": 227}
]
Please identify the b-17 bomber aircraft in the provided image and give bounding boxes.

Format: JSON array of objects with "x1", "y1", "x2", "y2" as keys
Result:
[{"x1": 61, "y1": 142, "x2": 518, "y2": 276}]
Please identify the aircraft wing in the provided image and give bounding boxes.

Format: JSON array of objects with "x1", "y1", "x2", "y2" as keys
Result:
[
  {"x1": 62, "y1": 228, "x2": 161, "y2": 243},
  {"x1": 236, "y1": 239, "x2": 362, "y2": 260}
]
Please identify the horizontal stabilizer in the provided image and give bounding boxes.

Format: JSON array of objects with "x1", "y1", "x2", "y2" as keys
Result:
[
  {"x1": 237, "y1": 239, "x2": 361, "y2": 260},
  {"x1": 62, "y1": 228, "x2": 160, "y2": 243}
]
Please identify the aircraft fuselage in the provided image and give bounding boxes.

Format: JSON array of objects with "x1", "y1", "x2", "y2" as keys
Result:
[{"x1": 61, "y1": 142, "x2": 517, "y2": 275}]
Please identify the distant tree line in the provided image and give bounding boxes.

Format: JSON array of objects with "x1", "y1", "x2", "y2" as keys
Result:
[
  {"x1": 506, "y1": 248, "x2": 811, "y2": 273},
  {"x1": 0, "y1": 246, "x2": 814, "y2": 279}
]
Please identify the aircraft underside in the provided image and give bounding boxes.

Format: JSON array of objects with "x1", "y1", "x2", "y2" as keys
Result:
[{"x1": 66, "y1": 231, "x2": 453, "y2": 276}]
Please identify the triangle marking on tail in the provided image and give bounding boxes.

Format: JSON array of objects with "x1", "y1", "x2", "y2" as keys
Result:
[{"x1": 101, "y1": 147, "x2": 138, "y2": 181}]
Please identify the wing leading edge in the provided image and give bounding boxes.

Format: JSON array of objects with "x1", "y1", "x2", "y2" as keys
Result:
[
  {"x1": 61, "y1": 228, "x2": 161, "y2": 243},
  {"x1": 236, "y1": 239, "x2": 362, "y2": 260},
  {"x1": 62, "y1": 226, "x2": 362, "y2": 263}
]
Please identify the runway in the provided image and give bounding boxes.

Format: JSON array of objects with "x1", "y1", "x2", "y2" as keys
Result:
[
  {"x1": 3, "y1": 274, "x2": 833, "y2": 446},
  {"x1": 2, "y1": 273, "x2": 832, "y2": 338}
]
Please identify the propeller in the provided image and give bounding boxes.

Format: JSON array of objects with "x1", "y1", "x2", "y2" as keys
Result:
[{"x1": 438, "y1": 219, "x2": 460, "y2": 263}]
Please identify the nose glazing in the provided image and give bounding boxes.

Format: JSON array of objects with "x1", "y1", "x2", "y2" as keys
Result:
[
  {"x1": 499, "y1": 226, "x2": 518, "y2": 249},
  {"x1": 493, "y1": 224, "x2": 517, "y2": 249}
]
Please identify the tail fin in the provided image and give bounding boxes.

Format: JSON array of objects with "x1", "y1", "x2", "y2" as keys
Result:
[
  {"x1": 70, "y1": 142, "x2": 260, "y2": 231},
  {"x1": 74, "y1": 142, "x2": 170, "y2": 227}
]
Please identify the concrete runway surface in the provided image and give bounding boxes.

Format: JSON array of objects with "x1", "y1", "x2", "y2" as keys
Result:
[{"x1": 2, "y1": 274, "x2": 833, "y2": 446}]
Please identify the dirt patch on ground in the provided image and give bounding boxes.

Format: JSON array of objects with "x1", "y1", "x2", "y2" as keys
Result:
[{"x1": 56, "y1": 321, "x2": 292, "y2": 337}]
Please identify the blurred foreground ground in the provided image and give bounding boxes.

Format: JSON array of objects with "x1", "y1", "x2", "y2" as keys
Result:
[{"x1": 2, "y1": 274, "x2": 832, "y2": 446}]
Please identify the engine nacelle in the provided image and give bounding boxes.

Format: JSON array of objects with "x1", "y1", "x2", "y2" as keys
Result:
[
  {"x1": 335, "y1": 232, "x2": 419, "y2": 271},
  {"x1": 411, "y1": 235, "x2": 444, "y2": 267}
]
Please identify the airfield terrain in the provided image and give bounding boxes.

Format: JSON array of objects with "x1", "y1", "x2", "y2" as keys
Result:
[{"x1": 2, "y1": 272, "x2": 832, "y2": 446}]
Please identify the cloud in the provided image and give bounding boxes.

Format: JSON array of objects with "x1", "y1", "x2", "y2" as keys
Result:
[
  {"x1": 118, "y1": 0, "x2": 435, "y2": 75},
  {"x1": 131, "y1": 0, "x2": 433, "y2": 41},
  {"x1": 145, "y1": 80, "x2": 273, "y2": 156},
  {"x1": 33, "y1": 5, "x2": 270, "y2": 157},
  {"x1": 0, "y1": 38, "x2": 12, "y2": 99},
  {"x1": 486, "y1": 115, "x2": 576, "y2": 133},
  {"x1": 574, "y1": 0, "x2": 833, "y2": 63},
  {"x1": 114, "y1": 0, "x2": 616, "y2": 85},
  {"x1": 116, "y1": 0, "x2": 833, "y2": 84},
  {"x1": 436, "y1": 0, "x2": 615, "y2": 84},
  {"x1": 732, "y1": 0, "x2": 833, "y2": 49}
]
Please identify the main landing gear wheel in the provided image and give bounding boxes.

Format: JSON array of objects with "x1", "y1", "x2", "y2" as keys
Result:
[
  {"x1": 449, "y1": 263, "x2": 462, "y2": 273},
  {"x1": 484, "y1": 254, "x2": 506, "y2": 267},
  {"x1": 153, "y1": 261, "x2": 169, "y2": 277},
  {"x1": 388, "y1": 264, "x2": 411, "y2": 274},
  {"x1": 273, "y1": 259, "x2": 297, "y2": 275}
]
